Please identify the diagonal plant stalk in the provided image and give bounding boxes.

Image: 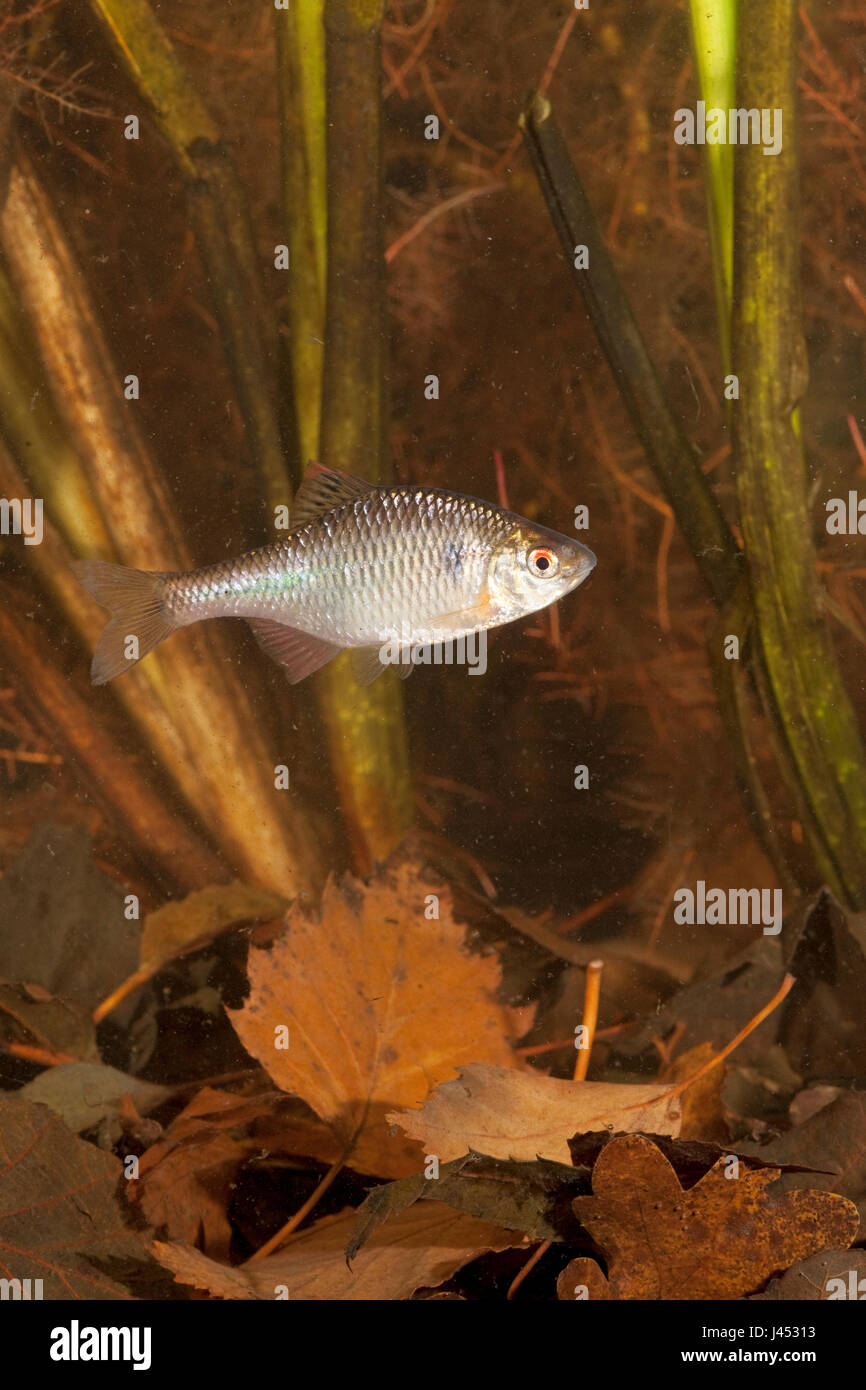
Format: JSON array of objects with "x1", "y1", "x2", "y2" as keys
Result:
[
  {"x1": 0, "y1": 596, "x2": 222, "y2": 894},
  {"x1": 88, "y1": 0, "x2": 289, "y2": 516},
  {"x1": 0, "y1": 438, "x2": 225, "y2": 889},
  {"x1": 0, "y1": 150, "x2": 322, "y2": 896},
  {"x1": 88, "y1": 0, "x2": 410, "y2": 873},
  {"x1": 519, "y1": 94, "x2": 740, "y2": 608},
  {"x1": 732, "y1": 0, "x2": 866, "y2": 906},
  {"x1": 518, "y1": 93, "x2": 831, "y2": 895},
  {"x1": 688, "y1": 0, "x2": 737, "y2": 371},
  {"x1": 0, "y1": 264, "x2": 212, "y2": 810}
]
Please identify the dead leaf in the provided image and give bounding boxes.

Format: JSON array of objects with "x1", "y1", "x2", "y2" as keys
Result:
[
  {"x1": 661, "y1": 1042, "x2": 728, "y2": 1142},
  {"x1": 129, "y1": 1086, "x2": 342, "y2": 1258},
  {"x1": 615, "y1": 936, "x2": 785, "y2": 1067},
  {"x1": 567, "y1": 1130, "x2": 822, "y2": 1185},
  {"x1": 154, "y1": 1201, "x2": 523, "y2": 1300},
  {"x1": 0, "y1": 824, "x2": 137, "y2": 1010},
  {"x1": 227, "y1": 864, "x2": 520, "y2": 1177},
  {"x1": 722, "y1": 1044, "x2": 803, "y2": 1136},
  {"x1": 141, "y1": 881, "x2": 287, "y2": 970},
  {"x1": 0, "y1": 1095, "x2": 153, "y2": 1299},
  {"x1": 556, "y1": 1256, "x2": 610, "y2": 1300},
  {"x1": 389, "y1": 1063, "x2": 681, "y2": 1164},
  {"x1": 348, "y1": 1151, "x2": 587, "y2": 1257},
  {"x1": 781, "y1": 891, "x2": 866, "y2": 1081},
  {"x1": 571, "y1": 1133, "x2": 859, "y2": 1299},
  {"x1": 17, "y1": 1062, "x2": 170, "y2": 1141},
  {"x1": 740, "y1": 1089, "x2": 866, "y2": 1227},
  {"x1": 788, "y1": 1085, "x2": 842, "y2": 1127},
  {"x1": 751, "y1": 1249, "x2": 866, "y2": 1300},
  {"x1": 0, "y1": 979, "x2": 96, "y2": 1061}
]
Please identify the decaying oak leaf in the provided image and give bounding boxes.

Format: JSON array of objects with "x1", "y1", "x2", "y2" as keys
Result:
[
  {"x1": 0, "y1": 1095, "x2": 153, "y2": 1299},
  {"x1": 740, "y1": 1089, "x2": 866, "y2": 1227},
  {"x1": 141, "y1": 881, "x2": 287, "y2": 971},
  {"x1": 154, "y1": 1201, "x2": 524, "y2": 1300},
  {"x1": 389, "y1": 1063, "x2": 680, "y2": 1164},
  {"x1": 572, "y1": 1134, "x2": 859, "y2": 1299},
  {"x1": 567, "y1": 1131, "x2": 821, "y2": 1185},
  {"x1": 556, "y1": 1256, "x2": 610, "y2": 1300},
  {"x1": 128, "y1": 1086, "x2": 342, "y2": 1258},
  {"x1": 227, "y1": 864, "x2": 521, "y2": 1177}
]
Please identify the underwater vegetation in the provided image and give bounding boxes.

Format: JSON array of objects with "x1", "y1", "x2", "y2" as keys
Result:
[{"x1": 1, "y1": 0, "x2": 866, "y2": 1319}]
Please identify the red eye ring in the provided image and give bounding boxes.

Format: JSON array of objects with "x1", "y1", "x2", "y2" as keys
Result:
[{"x1": 528, "y1": 546, "x2": 557, "y2": 576}]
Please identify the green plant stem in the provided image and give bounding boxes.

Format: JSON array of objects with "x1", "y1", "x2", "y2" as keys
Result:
[
  {"x1": 688, "y1": 0, "x2": 737, "y2": 369},
  {"x1": 518, "y1": 91, "x2": 816, "y2": 896},
  {"x1": 732, "y1": 0, "x2": 866, "y2": 905},
  {"x1": 276, "y1": 0, "x2": 326, "y2": 470},
  {"x1": 311, "y1": 0, "x2": 412, "y2": 873}
]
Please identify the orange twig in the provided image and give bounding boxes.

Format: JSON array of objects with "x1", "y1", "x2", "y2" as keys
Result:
[
  {"x1": 93, "y1": 966, "x2": 157, "y2": 1025},
  {"x1": 645, "y1": 973, "x2": 796, "y2": 1109},
  {"x1": 556, "y1": 885, "x2": 632, "y2": 936},
  {"x1": 506, "y1": 1237, "x2": 550, "y2": 1300},
  {"x1": 246, "y1": 1151, "x2": 348, "y2": 1263},
  {"x1": 573, "y1": 959, "x2": 604, "y2": 1081},
  {"x1": 2, "y1": 1041, "x2": 80, "y2": 1067}
]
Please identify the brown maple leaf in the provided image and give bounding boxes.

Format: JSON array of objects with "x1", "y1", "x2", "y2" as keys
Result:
[
  {"x1": 568, "y1": 1133, "x2": 859, "y2": 1299},
  {"x1": 226, "y1": 863, "x2": 523, "y2": 1177}
]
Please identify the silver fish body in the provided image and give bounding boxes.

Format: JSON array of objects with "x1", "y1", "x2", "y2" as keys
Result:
[{"x1": 75, "y1": 464, "x2": 596, "y2": 685}]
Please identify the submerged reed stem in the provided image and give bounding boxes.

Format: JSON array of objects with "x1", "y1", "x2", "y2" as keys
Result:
[
  {"x1": 0, "y1": 149, "x2": 322, "y2": 895},
  {"x1": 311, "y1": 0, "x2": 413, "y2": 872},
  {"x1": 732, "y1": 0, "x2": 866, "y2": 906}
]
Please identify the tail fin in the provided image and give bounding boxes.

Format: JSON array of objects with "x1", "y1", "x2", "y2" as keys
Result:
[{"x1": 73, "y1": 560, "x2": 176, "y2": 684}]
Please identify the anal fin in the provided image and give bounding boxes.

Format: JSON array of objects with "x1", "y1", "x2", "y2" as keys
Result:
[{"x1": 247, "y1": 619, "x2": 342, "y2": 684}]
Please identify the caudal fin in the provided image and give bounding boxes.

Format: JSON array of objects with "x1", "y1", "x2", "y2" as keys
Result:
[{"x1": 73, "y1": 560, "x2": 176, "y2": 684}]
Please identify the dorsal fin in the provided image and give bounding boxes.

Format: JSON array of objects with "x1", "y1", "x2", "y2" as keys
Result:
[{"x1": 292, "y1": 461, "x2": 378, "y2": 527}]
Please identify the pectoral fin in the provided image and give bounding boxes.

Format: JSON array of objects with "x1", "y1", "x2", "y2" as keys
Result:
[{"x1": 427, "y1": 588, "x2": 495, "y2": 633}]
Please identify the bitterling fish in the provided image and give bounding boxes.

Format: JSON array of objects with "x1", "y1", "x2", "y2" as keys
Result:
[{"x1": 75, "y1": 463, "x2": 596, "y2": 686}]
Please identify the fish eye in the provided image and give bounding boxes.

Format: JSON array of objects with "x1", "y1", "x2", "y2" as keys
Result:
[{"x1": 527, "y1": 546, "x2": 558, "y2": 577}]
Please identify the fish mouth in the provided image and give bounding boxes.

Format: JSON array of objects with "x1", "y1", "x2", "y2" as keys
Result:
[{"x1": 565, "y1": 543, "x2": 597, "y2": 585}]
